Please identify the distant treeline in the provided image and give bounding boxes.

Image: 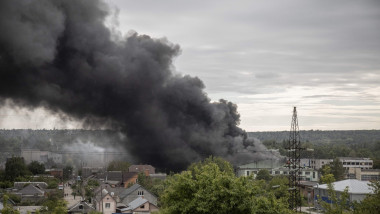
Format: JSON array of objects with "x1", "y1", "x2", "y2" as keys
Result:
[{"x1": 248, "y1": 130, "x2": 380, "y2": 168}]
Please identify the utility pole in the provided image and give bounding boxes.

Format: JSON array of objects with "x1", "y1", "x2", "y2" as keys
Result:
[{"x1": 286, "y1": 107, "x2": 304, "y2": 212}]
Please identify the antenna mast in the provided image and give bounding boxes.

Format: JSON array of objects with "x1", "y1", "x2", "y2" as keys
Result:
[{"x1": 286, "y1": 107, "x2": 303, "y2": 212}]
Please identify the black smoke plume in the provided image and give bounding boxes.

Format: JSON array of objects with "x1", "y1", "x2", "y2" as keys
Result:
[{"x1": 0, "y1": 0, "x2": 268, "y2": 170}]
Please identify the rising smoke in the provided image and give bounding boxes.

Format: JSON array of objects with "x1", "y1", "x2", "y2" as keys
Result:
[{"x1": 0, "y1": 0, "x2": 273, "y2": 170}]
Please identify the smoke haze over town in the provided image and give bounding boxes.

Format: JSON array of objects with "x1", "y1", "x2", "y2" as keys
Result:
[{"x1": 0, "y1": 0, "x2": 379, "y2": 170}]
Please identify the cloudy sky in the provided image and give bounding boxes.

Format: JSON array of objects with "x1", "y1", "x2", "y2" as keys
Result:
[{"x1": 1, "y1": 0, "x2": 380, "y2": 131}]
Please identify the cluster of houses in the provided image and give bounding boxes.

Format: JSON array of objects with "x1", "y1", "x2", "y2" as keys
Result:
[{"x1": 68, "y1": 164, "x2": 163, "y2": 214}]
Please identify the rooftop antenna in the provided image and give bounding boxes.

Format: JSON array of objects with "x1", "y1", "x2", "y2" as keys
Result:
[{"x1": 286, "y1": 107, "x2": 304, "y2": 212}]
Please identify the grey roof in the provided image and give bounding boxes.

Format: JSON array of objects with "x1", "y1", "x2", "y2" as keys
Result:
[
  {"x1": 14, "y1": 182, "x2": 48, "y2": 189},
  {"x1": 119, "y1": 184, "x2": 141, "y2": 199},
  {"x1": 128, "y1": 197, "x2": 148, "y2": 210},
  {"x1": 315, "y1": 179, "x2": 374, "y2": 194},
  {"x1": 19, "y1": 185, "x2": 44, "y2": 196},
  {"x1": 93, "y1": 184, "x2": 124, "y2": 200},
  {"x1": 68, "y1": 201, "x2": 95, "y2": 212}
]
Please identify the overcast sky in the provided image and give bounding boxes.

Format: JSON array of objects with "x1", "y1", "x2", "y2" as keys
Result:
[{"x1": 1, "y1": 0, "x2": 380, "y2": 131}]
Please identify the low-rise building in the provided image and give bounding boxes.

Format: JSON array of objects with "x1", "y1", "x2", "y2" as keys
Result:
[
  {"x1": 314, "y1": 179, "x2": 374, "y2": 209},
  {"x1": 93, "y1": 189, "x2": 117, "y2": 214},
  {"x1": 123, "y1": 172, "x2": 139, "y2": 188},
  {"x1": 300, "y1": 158, "x2": 333, "y2": 170},
  {"x1": 119, "y1": 184, "x2": 157, "y2": 206},
  {"x1": 68, "y1": 201, "x2": 96, "y2": 214},
  {"x1": 339, "y1": 157, "x2": 373, "y2": 170},
  {"x1": 236, "y1": 159, "x2": 284, "y2": 177},
  {"x1": 116, "y1": 197, "x2": 159, "y2": 214},
  {"x1": 347, "y1": 168, "x2": 380, "y2": 181}
]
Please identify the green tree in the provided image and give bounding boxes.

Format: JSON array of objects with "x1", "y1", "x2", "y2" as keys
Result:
[
  {"x1": 256, "y1": 169, "x2": 272, "y2": 181},
  {"x1": 107, "y1": 160, "x2": 130, "y2": 171},
  {"x1": 353, "y1": 181, "x2": 380, "y2": 213},
  {"x1": 5, "y1": 157, "x2": 30, "y2": 181},
  {"x1": 63, "y1": 165, "x2": 73, "y2": 180},
  {"x1": 28, "y1": 161, "x2": 45, "y2": 175},
  {"x1": 330, "y1": 158, "x2": 345, "y2": 181},
  {"x1": 1, "y1": 195, "x2": 20, "y2": 214},
  {"x1": 319, "y1": 182, "x2": 350, "y2": 214},
  {"x1": 160, "y1": 159, "x2": 292, "y2": 214},
  {"x1": 320, "y1": 165, "x2": 335, "y2": 184},
  {"x1": 188, "y1": 156, "x2": 234, "y2": 175}
]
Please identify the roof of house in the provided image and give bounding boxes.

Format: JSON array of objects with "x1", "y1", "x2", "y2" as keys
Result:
[
  {"x1": 68, "y1": 201, "x2": 95, "y2": 212},
  {"x1": 14, "y1": 182, "x2": 48, "y2": 189},
  {"x1": 119, "y1": 184, "x2": 141, "y2": 199},
  {"x1": 123, "y1": 172, "x2": 138, "y2": 180},
  {"x1": 128, "y1": 197, "x2": 148, "y2": 210},
  {"x1": 14, "y1": 206, "x2": 43, "y2": 214},
  {"x1": 315, "y1": 179, "x2": 374, "y2": 194},
  {"x1": 19, "y1": 185, "x2": 44, "y2": 195},
  {"x1": 129, "y1": 165, "x2": 155, "y2": 173}
]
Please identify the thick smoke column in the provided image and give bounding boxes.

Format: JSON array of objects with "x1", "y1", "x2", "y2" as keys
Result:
[{"x1": 0, "y1": 0, "x2": 263, "y2": 170}]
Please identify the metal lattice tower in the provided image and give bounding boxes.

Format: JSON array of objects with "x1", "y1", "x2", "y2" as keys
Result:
[{"x1": 286, "y1": 107, "x2": 303, "y2": 212}]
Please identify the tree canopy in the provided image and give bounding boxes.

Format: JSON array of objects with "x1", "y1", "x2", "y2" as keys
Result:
[
  {"x1": 5, "y1": 157, "x2": 30, "y2": 181},
  {"x1": 107, "y1": 160, "x2": 131, "y2": 171},
  {"x1": 28, "y1": 161, "x2": 45, "y2": 175},
  {"x1": 160, "y1": 157, "x2": 292, "y2": 214}
]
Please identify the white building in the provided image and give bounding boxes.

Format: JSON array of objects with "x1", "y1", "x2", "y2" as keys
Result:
[
  {"x1": 237, "y1": 160, "x2": 319, "y2": 182},
  {"x1": 237, "y1": 159, "x2": 284, "y2": 177},
  {"x1": 339, "y1": 157, "x2": 373, "y2": 170},
  {"x1": 300, "y1": 158, "x2": 333, "y2": 170},
  {"x1": 314, "y1": 179, "x2": 374, "y2": 207}
]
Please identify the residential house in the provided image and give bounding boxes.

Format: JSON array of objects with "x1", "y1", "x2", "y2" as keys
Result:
[
  {"x1": 45, "y1": 168, "x2": 63, "y2": 179},
  {"x1": 14, "y1": 182, "x2": 48, "y2": 190},
  {"x1": 68, "y1": 201, "x2": 96, "y2": 214},
  {"x1": 93, "y1": 189, "x2": 117, "y2": 214},
  {"x1": 82, "y1": 167, "x2": 104, "y2": 178},
  {"x1": 314, "y1": 179, "x2": 374, "y2": 209},
  {"x1": 17, "y1": 184, "x2": 46, "y2": 203},
  {"x1": 129, "y1": 165, "x2": 155, "y2": 176},
  {"x1": 99, "y1": 171, "x2": 123, "y2": 186},
  {"x1": 119, "y1": 184, "x2": 157, "y2": 206},
  {"x1": 123, "y1": 172, "x2": 139, "y2": 188},
  {"x1": 116, "y1": 197, "x2": 159, "y2": 214}
]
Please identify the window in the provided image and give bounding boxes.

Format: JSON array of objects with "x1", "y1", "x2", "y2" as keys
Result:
[
  {"x1": 79, "y1": 205, "x2": 83, "y2": 210},
  {"x1": 140, "y1": 205, "x2": 145, "y2": 209},
  {"x1": 247, "y1": 171, "x2": 249, "y2": 176},
  {"x1": 138, "y1": 190, "x2": 144, "y2": 196},
  {"x1": 305, "y1": 171, "x2": 310, "y2": 175},
  {"x1": 275, "y1": 171, "x2": 280, "y2": 175},
  {"x1": 105, "y1": 203, "x2": 111, "y2": 208},
  {"x1": 313, "y1": 172, "x2": 315, "y2": 179}
]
